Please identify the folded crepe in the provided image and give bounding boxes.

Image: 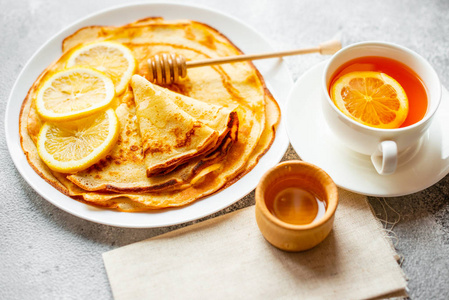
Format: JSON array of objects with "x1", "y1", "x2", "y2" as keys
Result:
[
  {"x1": 63, "y1": 85, "x2": 238, "y2": 193},
  {"x1": 131, "y1": 75, "x2": 237, "y2": 176},
  {"x1": 149, "y1": 80, "x2": 236, "y2": 147},
  {"x1": 131, "y1": 75, "x2": 217, "y2": 176}
]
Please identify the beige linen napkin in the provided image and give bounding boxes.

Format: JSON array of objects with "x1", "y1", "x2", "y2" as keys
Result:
[{"x1": 103, "y1": 189, "x2": 407, "y2": 300}]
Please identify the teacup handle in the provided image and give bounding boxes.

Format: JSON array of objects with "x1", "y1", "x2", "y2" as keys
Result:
[{"x1": 370, "y1": 140, "x2": 397, "y2": 175}]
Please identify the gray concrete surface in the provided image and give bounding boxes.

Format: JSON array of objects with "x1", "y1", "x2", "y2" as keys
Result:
[{"x1": 1, "y1": 0, "x2": 448, "y2": 299}]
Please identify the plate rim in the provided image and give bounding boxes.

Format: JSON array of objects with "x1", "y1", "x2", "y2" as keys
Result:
[{"x1": 5, "y1": 2, "x2": 292, "y2": 228}]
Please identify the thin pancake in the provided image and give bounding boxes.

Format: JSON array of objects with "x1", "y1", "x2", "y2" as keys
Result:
[
  {"x1": 66, "y1": 96, "x2": 238, "y2": 193},
  {"x1": 64, "y1": 19, "x2": 266, "y2": 204},
  {"x1": 19, "y1": 18, "x2": 279, "y2": 210},
  {"x1": 150, "y1": 81, "x2": 237, "y2": 146},
  {"x1": 77, "y1": 92, "x2": 278, "y2": 211},
  {"x1": 131, "y1": 74, "x2": 219, "y2": 176}
]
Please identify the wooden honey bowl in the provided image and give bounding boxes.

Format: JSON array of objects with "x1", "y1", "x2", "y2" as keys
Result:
[{"x1": 255, "y1": 161, "x2": 339, "y2": 252}]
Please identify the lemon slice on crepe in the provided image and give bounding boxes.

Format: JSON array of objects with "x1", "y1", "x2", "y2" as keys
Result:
[
  {"x1": 66, "y1": 41, "x2": 136, "y2": 95},
  {"x1": 36, "y1": 67, "x2": 115, "y2": 121},
  {"x1": 37, "y1": 108, "x2": 119, "y2": 173}
]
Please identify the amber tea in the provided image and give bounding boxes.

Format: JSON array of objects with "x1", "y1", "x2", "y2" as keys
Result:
[{"x1": 329, "y1": 56, "x2": 428, "y2": 128}]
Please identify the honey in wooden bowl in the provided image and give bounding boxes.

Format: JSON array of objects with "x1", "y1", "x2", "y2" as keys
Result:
[
  {"x1": 265, "y1": 180, "x2": 327, "y2": 225},
  {"x1": 255, "y1": 161, "x2": 338, "y2": 252}
]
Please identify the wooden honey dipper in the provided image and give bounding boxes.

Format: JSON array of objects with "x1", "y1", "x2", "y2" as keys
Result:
[{"x1": 147, "y1": 39, "x2": 341, "y2": 85}]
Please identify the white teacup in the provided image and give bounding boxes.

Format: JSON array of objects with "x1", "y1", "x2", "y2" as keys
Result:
[{"x1": 322, "y1": 41, "x2": 441, "y2": 175}]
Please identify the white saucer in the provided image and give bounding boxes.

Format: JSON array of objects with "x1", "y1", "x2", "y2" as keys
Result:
[{"x1": 286, "y1": 62, "x2": 449, "y2": 197}]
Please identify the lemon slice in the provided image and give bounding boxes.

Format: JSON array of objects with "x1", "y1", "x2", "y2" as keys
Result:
[
  {"x1": 331, "y1": 71, "x2": 409, "y2": 129},
  {"x1": 37, "y1": 108, "x2": 119, "y2": 173},
  {"x1": 66, "y1": 41, "x2": 136, "y2": 95},
  {"x1": 36, "y1": 67, "x2": 115, "y2": 121}
]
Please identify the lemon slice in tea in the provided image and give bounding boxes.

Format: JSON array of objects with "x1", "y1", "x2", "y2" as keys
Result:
[{"x1": 331, "y1": 71, "x2": 409, "y2": 129}]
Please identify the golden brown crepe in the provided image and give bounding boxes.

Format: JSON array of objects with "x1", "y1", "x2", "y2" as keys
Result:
[
  {"x1": 132, "y1": 74, "x2": 226, "y2": 176},
  {"x1": 19, "y1": 17, "x2": 281, "y2": 211},
  {"x1": 149, "y1": 79, "x2": 237, "y2": 148},
  {"x1": 65, "y1": 75, "x2": 239, "y2": 193}
]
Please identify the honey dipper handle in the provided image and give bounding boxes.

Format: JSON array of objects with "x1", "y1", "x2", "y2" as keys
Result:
[{"x1": 186, "y1": 39, "x2": 341, "y2": 68}]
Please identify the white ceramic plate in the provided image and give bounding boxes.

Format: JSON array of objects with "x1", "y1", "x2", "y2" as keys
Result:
[
  {"x1": 5, "y1": 3, "x2": 292, "y2": 228},
  {"x1": 286, "y1": 62, "x2": 449, "y2": 197}
]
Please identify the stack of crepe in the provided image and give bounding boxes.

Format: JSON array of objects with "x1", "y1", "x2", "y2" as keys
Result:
[{"x1": 19, "y1": 18, "x2": 281, "y2": 211}]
